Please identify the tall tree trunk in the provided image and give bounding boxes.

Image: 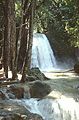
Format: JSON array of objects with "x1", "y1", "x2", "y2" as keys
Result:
[
  {"x1": 10, "y1": 0, "x2": 17, "y2": 79},
  {"x1": 3, "y1": 0, "x2": 11, "y2": 78},
  {"x1": 21, "y1": 0, "x2": 35, "y2": 82},
  {"x1": 17, "y1": 0, "x2": 29, "y2": 72},
  {"x1": 3, "y1": 0, "x2": 17, "y2": 79},
  {"x1": 27, "y1": 0, "x2": 34, "y2": 69}
]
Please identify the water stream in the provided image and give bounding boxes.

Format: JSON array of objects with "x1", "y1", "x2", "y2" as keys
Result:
[
  {"x1": 21, "y1": 96, "x2": 79, "y2": 120},
  {"x1": 31, "y1": 33, "x2": 57, "y2": 71},
  {"x1": 30, "y1": 33, "x2": 79, "y2": 120}
]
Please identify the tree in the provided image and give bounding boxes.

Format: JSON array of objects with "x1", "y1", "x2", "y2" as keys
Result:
[
  {"x1": 10, "y1": 0, "x2": 17, "y2": 79},
  {"x1": 34, "y1": 0, "x2": 79, "y2": 59},
  {"x1": 3, "y1": 0, "x2": 11, "y2": 78},
  {"x1": 3, "y1": 0, "x2": 17, "y2": 79},
  {"x1": 0, "y1": 1, "x2": 4, "y2": 61},
  {"x1": 21, "y1": 0, "x2": 35, "y2": 82},
  {"x1": 17, "y1": 0, "x2": 29, "y2": 72}
]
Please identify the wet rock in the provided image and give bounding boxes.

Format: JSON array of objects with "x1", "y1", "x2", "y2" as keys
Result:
[
  {"x1": 74, "y1": 62, "x2": 79, "y2": 74},
  {"x1": 26, "y1": 76, "x2": 36, "y2": 82},
  {"x1": 1, "y1": 113, "x2": 43, "y2": 120},
  {"x1": 27, "y1": 113, "x2": 43, "y2": 120},
  {"x1": 27, "y1": 67, "x2": 48, "y2": 81},
  {"x1": 9, "y1": 85, "x2": 24, "y2": 99},
  {"x1": 1, "y1": 114, "x2": 23, "y2": 120},
  {"x1": 29, "y1": 80, "x2": 51, "y2": 98},
  {"x1": 0, "y1": 114, "x2": 23, "y2": 120},
  {"x1": 0, "y1": 91, "x2": 7, "y2": 100},
  {"x1": 8, "y1": 93, "x2": 15, "y2": 99}
]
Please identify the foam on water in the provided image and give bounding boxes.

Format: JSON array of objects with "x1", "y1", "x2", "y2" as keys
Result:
[{"x1": 22, "y1": 97, "x2": 79, "y2": 120}]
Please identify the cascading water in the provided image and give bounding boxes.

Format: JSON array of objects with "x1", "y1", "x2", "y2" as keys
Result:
[
  {"x1": 22, "y1": 97, "x2": 79, "y2": 120},
  {"x1": 31, "y1": 33, "x2": 57, "y2": 71}
]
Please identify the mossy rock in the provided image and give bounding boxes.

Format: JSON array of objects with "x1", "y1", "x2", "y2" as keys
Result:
[
  {"x1": 29, "y1": 80, "x2": 51, "y2": 98},
  {"x1": 27, "y1": 67, "x2": 48, "y2": 81},
  {"x1": 74, "y1": 62, "x2": 79, "y2": 74}
]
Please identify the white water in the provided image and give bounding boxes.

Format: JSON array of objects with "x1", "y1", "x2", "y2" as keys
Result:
[
  {"x1": 21, "y1": 97, "x2": 79, "y2": 120},
  {"x1": 3, "y1": 93, "x2": 79, "y2": 120},
  {"x1": 31, "y1": 33, "x2": 57, "y2": 71}
]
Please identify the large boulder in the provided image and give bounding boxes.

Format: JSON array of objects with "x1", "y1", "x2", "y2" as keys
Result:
[
  {"x1": 74, "y1": 62, "x2": 79, "y2": 74},
  {"x1": 29, "y1": 80, "x2": 51, "y2": 98},
  {"x1": 27, "y1": 67, "x2": 48, "y2": 81}
]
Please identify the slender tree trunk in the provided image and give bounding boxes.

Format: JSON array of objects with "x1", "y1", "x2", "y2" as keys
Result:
[
  {"x1": 21, "y1": 0, "x2": 35, "y2": 82},
  {"x1": 17, "y1": 0, "x2": 29, "y2": 72},
  {"x1": 3, "y1": 0, "x2": 17, "y2": 79},
  {"x1": 3, "y1": 0, "x2": 11, "y2": 78},
  {"x1": 10, "y1": 0, "x2": 17, "y2": 79},
  {"x1": 27, "y1": 1, "x2": 34, "y2": 69}
]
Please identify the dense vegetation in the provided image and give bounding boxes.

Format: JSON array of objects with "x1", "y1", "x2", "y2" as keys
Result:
[
  {"x1": 15, "y1": 0, "x2": 79, "y2": 59},
  {"x1": 0, "y1": 0, "x2": 79, "y2": 81},
  {"x1": 34, "y1": 0, "x2": 79, "y2": 59}
]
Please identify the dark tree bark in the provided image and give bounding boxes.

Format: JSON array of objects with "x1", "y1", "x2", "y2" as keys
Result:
[
  {"x1": 3, "y1": 0, "x2": 11, "y2": 78},
  {"x1": 10, "y1": 0, "x2": 17, "y2": 79},
  {"x1": 3, "y1": 0, "x2": 17, "y2": 79},
  {"x1": 21, "y1": 0, "x2": 35, "y2": 82},
  {"x1": 17, "y1": 0, "x2": 29, "y2": 72},
  {"x1": 0, "y1": 1, "x2": 4, "y2": 61}
]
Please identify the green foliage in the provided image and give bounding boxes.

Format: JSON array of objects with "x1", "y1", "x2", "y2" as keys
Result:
[
  {"x1": 34, "y1": 0, "x2": 79, "y2": 57},
  {"x1": 1, "y1": 0, "x2": 78, "y2": 57}
]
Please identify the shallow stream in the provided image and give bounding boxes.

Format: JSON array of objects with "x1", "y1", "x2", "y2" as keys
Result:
[{"x1": 0, "y1": 72, "x2": 79, "y2": 120}]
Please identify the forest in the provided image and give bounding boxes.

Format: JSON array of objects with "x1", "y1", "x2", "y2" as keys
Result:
[
  {"x1": 0, "y1": 0, "x2": 79, "y2": 120},
  {"x1": 0, "y1": 0, "x2": 79, "y2": 81}
]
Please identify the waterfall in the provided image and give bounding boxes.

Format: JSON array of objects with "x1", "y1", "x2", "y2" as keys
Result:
[{"x1": 31, "y1": 33, "x2": 57, "y2": 71}]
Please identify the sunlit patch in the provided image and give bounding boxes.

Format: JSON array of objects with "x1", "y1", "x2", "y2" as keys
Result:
[
  {"x1": 8, "y1": 108, "x2": 12, "y2": 111},
  {"x1": 43, "y1": 71, "x2": 79, "y2": 79},
  {"x1": 8, "y1": 71, "x2": 22, "y2": 80},
  {"x1": 47, "y1": 90, "x2": 62, "y2": 99}
]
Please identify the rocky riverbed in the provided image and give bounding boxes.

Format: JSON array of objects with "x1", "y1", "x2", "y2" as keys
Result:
[{"x1": 0, "y1": 68, "x2": 79, "y2": 120}]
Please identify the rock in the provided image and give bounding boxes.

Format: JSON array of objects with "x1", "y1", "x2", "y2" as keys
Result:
[
  {"x1": 1, "y1": 114, "x2": 23, "y2": 120},
  {"x1": 0, "y1": 91, "x2": 6, "y2": 100},
  {"x1": 29, "y1": 80, "x2": 51, "y2": 98},
  {"x1": 74, "y1": 62, "x2": 79, "y2": 74},
  {"x1": 9, "y1": 85, "x2": 24, "y2": 99},
  {"x1": 1, "y1": 113, "x2": 43, "y2": 120},
  {"x1": 26, "y1": 76, "x2": 36, "y2": 81},
  {"x1": 8, "y1": 93, "x2": 15, "y2": 99},
  {"x1": 27, "y1": 67, "x2": 48, "y2": 81},
  {"x1": 27, "y1": 113, "x2": 43, "y2": 120}
]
